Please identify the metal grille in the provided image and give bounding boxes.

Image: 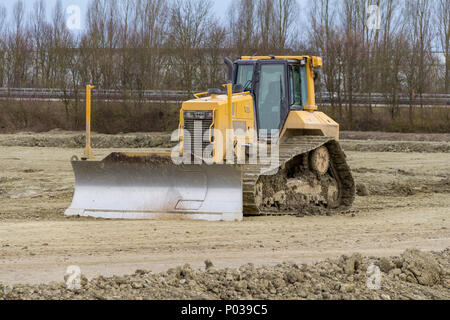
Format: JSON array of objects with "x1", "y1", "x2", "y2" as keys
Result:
[{"x1": 183, "y1": 119, "x2": 213, "y2": 157}]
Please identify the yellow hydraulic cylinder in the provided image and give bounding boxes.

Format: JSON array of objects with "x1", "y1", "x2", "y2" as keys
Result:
[{"x1": 84, "y1": 85, "x2": 95, "y2": 160}]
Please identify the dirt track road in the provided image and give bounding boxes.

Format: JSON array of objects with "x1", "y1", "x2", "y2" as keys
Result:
[
  {"x1": 1, "y1": 200, "x2": 449, "y2": 285},
  {"x1": 0, "y1": 138, "x2": 449, "y2": 285}
]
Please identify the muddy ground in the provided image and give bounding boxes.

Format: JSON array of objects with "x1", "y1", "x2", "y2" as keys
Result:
[
  {"x1": 0, "y1": 131, "x2": 449, "y2": 299},
  {"x1": 1, "y1": 130, "x2": 449, "y2": 152},
  {"x1": 1, "y1": 249, "x2": 449, "y2": 300}
]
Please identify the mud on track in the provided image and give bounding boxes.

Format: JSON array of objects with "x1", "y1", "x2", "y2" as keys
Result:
[{"x1": 0, "y1": 132, "x2": 449, "y2": 299}]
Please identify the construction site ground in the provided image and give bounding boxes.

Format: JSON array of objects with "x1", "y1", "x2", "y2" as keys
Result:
[{"x1": 0, "y1": 131, "x2": 449, "y2": 299}]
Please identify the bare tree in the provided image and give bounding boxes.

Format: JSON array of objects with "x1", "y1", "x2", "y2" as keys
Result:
[
  {"x1": 48, "y1": 0, "x2": 76, "y2": 123},
  {"x1": 101, "y1": 0, "x2": 119, "y2": 89},
  {"x1": 271, "y1": 0, "x2": 298, "y2": 51},
  {"x1": 378, "y1": 0, "x2": 404, "y2": 119},
  {"x1": 403, "y1": 0, "x2": 435, "y2": 122},
  {"x1": 0, "y1": 5, "x2": 5, "y2": 36},
  {"x1": 134, "y1": 0, "x2": 170, "y2": 91},
  {"x1": 310, "y1": 0, "x2": 343, "y2": 111},
  {"x1": 227, "y1": 0, "x2": 257, "y2": 56},
  {"x1": 82, "y1": 0, "x2": 109, "y2": 86},
  {"x1": 340, "y1": 0, "x2": 366, "y2": 125},
  {"x1": 0, "y1": 4, "x2": 7, "y2": 86},
  {"x1": 115, "y1": 0, "x2": 135, "y2": 90},
  {"x1": 167, "y1": 0, "x2": 212, "y2": 92},
  {"x1": 0, "y1": 0, "x2": 445, "y2": 106},
  {"x1": 200, "y1": 23, "x2": 227, "y2": 89},
  {"x1": 6, "y1": 1, "x2": 30, "y2": 87},
  {"x1": 256, "y1": 0, "x2": 274, "y2": 52},
  {"x1": 29, "y1": 0, "x2": 50, "y2": 87},
  {"x1": 436, "y1": 0, "x2": 450, "y2": 93}
]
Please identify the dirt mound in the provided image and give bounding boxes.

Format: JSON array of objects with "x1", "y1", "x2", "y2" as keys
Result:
[
  {"x1": 400, "y1": 249, "x2": 443, "y2": 286},
  {"x1": 356, "y1": 183, "x2": 370, "y2": 196},
  {"x1": 0, "y1": 133, "x2": 176, "y2": 149},
  {"x1": 361, "y1": 177, "x2": 450, "y2": 197},
  {"x1": 1, "y1": 249, "x2": 448, "y2": 300},
  {"x1": 1, "y1": 132, "x2": 448, "y2": 153},
  {"x1": 340, "y1": 131, "x2": 450, "y2": 142},
  {"x1": 341, "y1": 141, "x2": 450, "y2": 153}
]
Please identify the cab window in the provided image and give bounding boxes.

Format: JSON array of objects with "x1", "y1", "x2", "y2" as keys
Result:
[
  {"x1": 236, "y1": 64, "x2": 254, "y2": 91},
  {"x1": 288, "y1": 64, "x2": 308, "y2": 108}
]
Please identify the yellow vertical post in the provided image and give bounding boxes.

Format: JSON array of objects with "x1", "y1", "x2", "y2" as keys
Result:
[
  {"x1": 304, "y1": 58, "x2": 318, "y2": 112},
  {"x1": 226, "y1": 83, "x2": 233, "y2": 129},
  {"x1": 223, "y1": 83, "x2": 234, "y2": 163},
  {"x1": 84, "y1": 85, "x2": 95, "y2": 160}
]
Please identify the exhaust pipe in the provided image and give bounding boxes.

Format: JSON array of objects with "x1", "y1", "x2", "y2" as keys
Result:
[{"x1": 224, "y1": 58, "x2": 234, "y2": 83}]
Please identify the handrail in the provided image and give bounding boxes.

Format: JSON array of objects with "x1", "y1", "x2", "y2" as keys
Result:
[
  {"x1": 232, "y1": 91, "x2": 251, "y2": 97},
  {"x1": 193, "y1": 92, "x2": 210, "y2": 99}
]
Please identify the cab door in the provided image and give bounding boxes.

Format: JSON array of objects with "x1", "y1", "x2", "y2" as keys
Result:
[{"x1": 253, "y1": 61, "x2": 289, "y2": 134}]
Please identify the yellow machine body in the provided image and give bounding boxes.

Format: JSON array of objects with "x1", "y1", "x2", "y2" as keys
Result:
[
  {"x1": 179, "y1": 56, "x2": 339, "y2": 162},
  {"x1": 65, "y1": 55, "x2": 354, "y2": 222}
]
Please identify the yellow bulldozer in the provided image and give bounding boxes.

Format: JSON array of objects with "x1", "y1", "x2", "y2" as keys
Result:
[{"x1": 65, "y1": 56, "x2": 355, "y2": 221}]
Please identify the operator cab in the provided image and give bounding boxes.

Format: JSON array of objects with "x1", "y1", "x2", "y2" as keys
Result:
[{"x1": 232, "y1": 57, "x2": 310, "y2": 133}]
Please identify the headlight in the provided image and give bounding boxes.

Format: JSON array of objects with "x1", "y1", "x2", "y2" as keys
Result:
[
  {"x1": 204, "y1": 111, "x2": 213, "y2": 119},
  {"x1": 184, "y1": 111, "x2": 195, "y2": 119},
  {"x1": 184, "y1": 111, "x2": 213, "y2": 120}
]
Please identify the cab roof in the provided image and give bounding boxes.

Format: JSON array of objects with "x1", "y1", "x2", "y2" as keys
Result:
[
  {"x1": 238, "y1": 56, "x2": 322, "y2": 68},
  {"x1": 240, "y1": 56, "x2": 310, "y2": 60}
]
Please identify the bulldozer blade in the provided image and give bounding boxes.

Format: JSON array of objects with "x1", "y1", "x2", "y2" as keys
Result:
[{"x1": 65, "y1": 153, "x2": 243, "y2": 221}]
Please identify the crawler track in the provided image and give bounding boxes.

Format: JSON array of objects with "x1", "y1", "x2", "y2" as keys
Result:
[{"x1": 243, "y1": 136, "x2": 355, "y2": 215}]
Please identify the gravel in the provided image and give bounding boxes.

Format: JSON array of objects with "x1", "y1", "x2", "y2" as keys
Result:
[{"x1": 1, "y1": 248, "x2": 448, "y2": 300}]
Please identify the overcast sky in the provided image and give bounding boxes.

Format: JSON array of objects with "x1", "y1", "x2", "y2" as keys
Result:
[
  {"x1": 0, "y1": 0, "x2": 240, "y2": 21},
  {"x1": 0, "y1": 0, "x2": 310, "y2": 28}
]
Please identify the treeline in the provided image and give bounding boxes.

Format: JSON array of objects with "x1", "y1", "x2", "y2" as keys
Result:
[
  {"x1": 309, "y1": 0, "x2": 449, "y2": 123},
  {"x1": 0, "y1": 0, "x2": 448, "y2": 123}
]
